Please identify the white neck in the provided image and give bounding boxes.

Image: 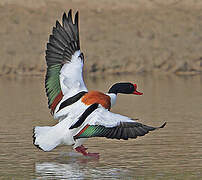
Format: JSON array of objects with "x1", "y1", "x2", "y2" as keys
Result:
[{"x1": 106, "y1": 93, "x2": 117, "y2": 107}]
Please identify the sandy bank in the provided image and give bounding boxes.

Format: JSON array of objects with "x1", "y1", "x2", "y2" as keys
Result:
[{"x1": 1, "y1": 0, "x2": 202, "y2": 76}]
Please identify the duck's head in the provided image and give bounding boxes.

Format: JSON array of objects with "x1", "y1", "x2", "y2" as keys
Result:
[{"x1": 108, "y1": 82, "x2": 143, "y2": 95}]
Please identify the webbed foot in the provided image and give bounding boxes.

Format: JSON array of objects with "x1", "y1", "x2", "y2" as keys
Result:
[{"x1": 75, "y1": 145, "x2": 100, "y2": 159}]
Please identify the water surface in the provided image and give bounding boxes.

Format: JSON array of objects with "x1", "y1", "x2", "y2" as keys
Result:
[{"x1": 0, "y1": 74, "x2": 202, "y2": 179}]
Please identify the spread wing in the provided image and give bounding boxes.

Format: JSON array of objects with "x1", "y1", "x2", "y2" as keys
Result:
[
  {"x1": 74, "y1": 107, "x2": 166, "y2": 140},
  {"x1": 45, "y1": 10, "x2": 87, "y2": 113}
]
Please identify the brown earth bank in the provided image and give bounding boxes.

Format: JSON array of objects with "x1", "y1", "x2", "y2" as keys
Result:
[{"x1": 1, "y1": 0, "x2": 202, "y2": 77}]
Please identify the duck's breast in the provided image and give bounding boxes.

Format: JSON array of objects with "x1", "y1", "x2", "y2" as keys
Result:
[{"x1": 81, "y1": 91, "x2": 111, "y2": 110}]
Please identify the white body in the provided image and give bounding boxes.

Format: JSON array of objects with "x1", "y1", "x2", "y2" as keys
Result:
[
  {"x1": 34, "y1": 105, "x2": 136, "y2": 151},
  {"x1": 34, "y1": 51, "x2": 121, "y2": 151}
]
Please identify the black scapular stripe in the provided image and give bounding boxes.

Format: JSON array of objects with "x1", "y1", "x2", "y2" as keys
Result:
[
  {"x1": 69, "y1": 103, "x2": 99, "y2": 129},
  {"x1": 57, "y1": 91, "x2": 87, "y2": 112}
]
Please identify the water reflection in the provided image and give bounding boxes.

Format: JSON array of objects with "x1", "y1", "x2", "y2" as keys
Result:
[
  {"x1": 35, "y1": 153, "x2": 132, "y2": 179},
  {"x1": 36, "y1": 162, "x2": 86, "y2": 179}
]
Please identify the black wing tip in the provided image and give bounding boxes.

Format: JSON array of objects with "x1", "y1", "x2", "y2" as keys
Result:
[
  {"x1": 32, "y1": 126, "x2": 44, "y2": 151},
  {"x1": 68, "y1": 9, "x2": 72, "y2": 19},
  {"x1": 62, "y1": 12, "x2": 67, "y2": 21},
  {"x1": 62, "y1": 9, "x2": 73, "y2": 24},
  {"x1": 159, "y1": 122, "x2": 167, "y2": 129},
  {"x1": 62, "y1": 10, "x2": 79, "y2": 24},
  {"x1": 55, "y1": 20, "x2": 61, "y2": 27},
  {"x1": 74, "y1": 11, "x2": 79, "y2": 24}
]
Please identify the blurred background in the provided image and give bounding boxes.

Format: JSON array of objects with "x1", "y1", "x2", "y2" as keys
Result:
[
  {"x1": 1, "y1": 0, "x2": 202, "y2": 76},
  {"x1": 0, "y1": 0, "x2": 202, "y2": 179}
]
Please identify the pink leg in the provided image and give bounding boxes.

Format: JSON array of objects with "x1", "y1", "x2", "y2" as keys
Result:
[{"x1": 75, "y1": 145, "x2": 99, "y2": 159}]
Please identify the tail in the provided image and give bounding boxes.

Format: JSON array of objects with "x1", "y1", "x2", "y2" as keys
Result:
[{"x1": 33, "y1": 124, "x2": 67, "y2": 151}]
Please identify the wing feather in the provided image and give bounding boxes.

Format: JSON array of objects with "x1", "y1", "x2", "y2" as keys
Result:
[
  {"x1": 74, "y1": 107, "x2": 166, "y2": 140},
  {"x1": 45, "y1": 10, "x2": 87, "y2": 113},
  {"x1": 47, "y1": 43, "x2": 63, "y2": 54}
]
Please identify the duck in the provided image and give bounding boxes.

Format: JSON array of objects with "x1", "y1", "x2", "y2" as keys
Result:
[{"x1": 33, "y1": 10, "x2": 166, "y2": 158}]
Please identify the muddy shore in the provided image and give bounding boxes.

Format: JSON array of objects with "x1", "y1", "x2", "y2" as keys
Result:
[{"x1": 1, "y1": 0, "x2": 202, "y2": 77}]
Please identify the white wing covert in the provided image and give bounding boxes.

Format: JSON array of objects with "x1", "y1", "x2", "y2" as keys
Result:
[{"x1": 73, "y1": 105, "x2": 166, "y2": 140}]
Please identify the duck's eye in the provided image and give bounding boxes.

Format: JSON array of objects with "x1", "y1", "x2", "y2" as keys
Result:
[{"x1": 78, "y1": 52, "x2": 84, "y2": 61}]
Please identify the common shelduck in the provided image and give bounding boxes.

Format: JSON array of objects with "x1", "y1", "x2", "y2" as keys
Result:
[{"x1": 33, "y1": 10, "x2": 166, "y2": 158}]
